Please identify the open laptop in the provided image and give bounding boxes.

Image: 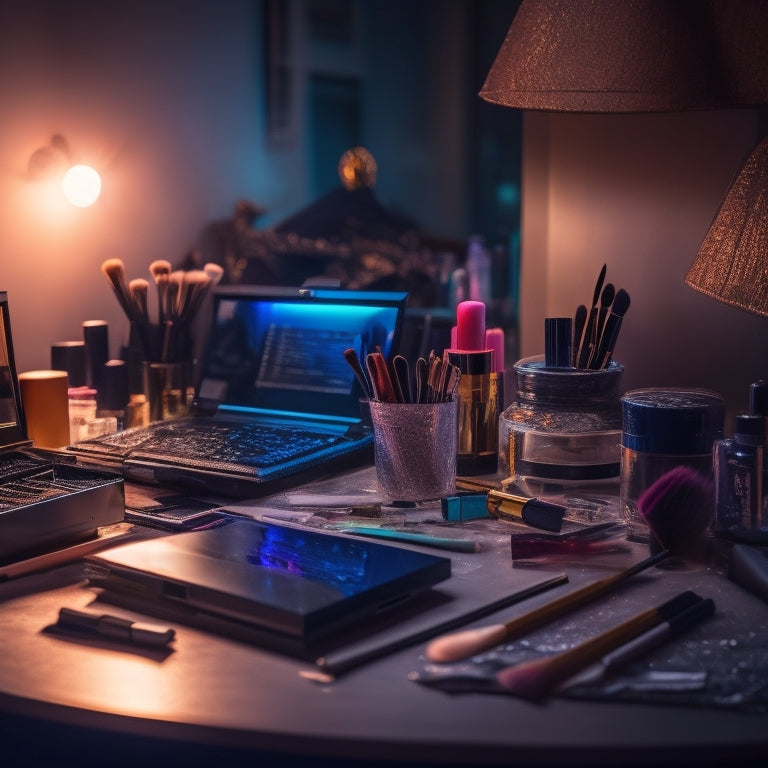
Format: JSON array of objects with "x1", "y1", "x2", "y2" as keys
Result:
[
  {"x1": 70, "y1": 285, "x2": 407, "y2": 498},
  {"x1": 85, "y1": 515, "x2": 452, "y2": 657}
]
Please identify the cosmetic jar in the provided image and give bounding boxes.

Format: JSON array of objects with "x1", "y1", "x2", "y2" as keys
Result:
[
  {"x1": 620, "y1": 388, "x2": 724, "y2": 542},
  {"x1": 499, "y1": 356, "x2": 624, "y2": 520}
]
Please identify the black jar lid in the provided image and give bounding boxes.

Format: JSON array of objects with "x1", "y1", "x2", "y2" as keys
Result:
[
  {"x1": 514, "y1": 355, "x2": 624, "y2": 404},
  {"x1": 621, "y1": 387, "x2": 724, "y2": 454}
]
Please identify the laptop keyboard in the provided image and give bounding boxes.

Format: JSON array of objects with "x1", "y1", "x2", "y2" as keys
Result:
[{"x1": 120, "y1": 419, "x2": 351, "y2": 473}]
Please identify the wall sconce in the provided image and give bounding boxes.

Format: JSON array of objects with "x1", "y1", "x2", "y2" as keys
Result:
[{"x1": 27, "y1": 133, "x2": 102, "y2": 208}]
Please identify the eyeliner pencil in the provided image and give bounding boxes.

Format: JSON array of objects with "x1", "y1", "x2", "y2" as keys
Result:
[{"x1": 300, "y1": 572, "x2": 568, "y2": 682}]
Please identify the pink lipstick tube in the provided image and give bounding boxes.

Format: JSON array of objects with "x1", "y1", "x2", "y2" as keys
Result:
[{"x1": 446, "y1": 301, "x2": 500, "y2": 476}]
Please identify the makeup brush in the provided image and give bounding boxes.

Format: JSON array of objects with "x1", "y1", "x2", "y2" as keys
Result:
[
  {"x1": 496, "y1": 590, "x2": 706, "y2": 701},
  {"x1": 425, "y1": 464, "x2": 715, "y2": 663},
  {"x1": 571, "y1": 304, "x2": 587, "y2": 367},
  {"x1": 593, "y1": 287, "x2": 630, "y2": 369},
  {"x1": 576, "y1": 263, "x2": 606, "y2": 368},
  {"x1": 638, "y1": 465, "x2": 715, "y2": 560},
  {"x1": 561, "y1": 595, "x2": 715, "y2": 690},
  {"x1": 128, "y1": 278, "x2": 150, "y2": 324},
  {"x1": 415, "y1": 356, "x2": 428, "y2": 403},
  {"x1": 179, "y1": 270, "x2": 212, "y2": 322},
  {"x1": 149, "y1": 260, "x2": 172, "y2": 324},
  {"x1": 101, "y1": 258, "x2": 136, "y2": 320},
  {"x1": 166, "y1": 271, "x2": 184, "y2": 322},
  {"x1": 366, "y1": 351, "x2": 397, "y2": 403},
  {"x1": 392, "y1": 354, "x2": 412, "y2": 403},
  {"x1": 344, "y1": 348, "x2": 373, "y2": 399},
  {"x1": 203, "y1": 262, "x2": 224, "y2": 287},
  {"x1": 586, "y1": 283, "x2": 614, "y2": 368},
  {"x1": 149, "y1": 259, "x2": 172, "y2": 282}
]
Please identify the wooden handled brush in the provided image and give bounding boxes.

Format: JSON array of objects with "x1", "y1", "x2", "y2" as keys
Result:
[
  {"x1": 424, "y1": 549, "x2": 669, "y2": 663},
  {"x1": 496, "y1": 590, "x2": 707, "y2": 700}
]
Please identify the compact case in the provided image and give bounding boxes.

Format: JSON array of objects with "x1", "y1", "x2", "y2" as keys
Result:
[{"x1": 0, "y1": 291, "x2": 125, "y2": 564}]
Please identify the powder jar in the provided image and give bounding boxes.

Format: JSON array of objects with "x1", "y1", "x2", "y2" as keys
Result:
[{"x1": 499, "y1": 356, "x2": 624, "y2": 518}]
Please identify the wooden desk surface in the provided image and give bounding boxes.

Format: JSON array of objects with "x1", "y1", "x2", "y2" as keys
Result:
[{"x1": 0, "y1": 498, "x2": 767, "y2": 767}]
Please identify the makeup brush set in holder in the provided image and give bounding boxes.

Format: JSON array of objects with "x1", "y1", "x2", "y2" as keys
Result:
[
  {"x1": 344, "y1": 347, "x2": 463, "y2": 504},
  {"x1": 101, "y1": 258, "x2": 224, "y2": 422},
  {"x1": 499, "y1": 265, "x2": 630, "y2": 518}
]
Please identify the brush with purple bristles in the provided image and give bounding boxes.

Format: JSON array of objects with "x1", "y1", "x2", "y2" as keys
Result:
[{"x1": 638, "y1": 464, "x2": 715, "y2": 562}]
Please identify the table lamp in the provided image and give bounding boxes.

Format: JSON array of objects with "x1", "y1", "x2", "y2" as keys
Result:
[
  {"x1": 685, "y1": 135, "x2": 768, "y2": 316},
  {"x1": 478, "y1": 0, "x2": 767, "y2": 113}
]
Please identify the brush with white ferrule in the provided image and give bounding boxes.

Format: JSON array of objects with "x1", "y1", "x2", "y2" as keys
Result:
[{"x1": 101, "y1": 258, "x2": 136, "y2": 321}]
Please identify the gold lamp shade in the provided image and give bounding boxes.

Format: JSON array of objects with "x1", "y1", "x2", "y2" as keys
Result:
[
  {"x1": 479, "y1": 0, "x2": 768, "y2": 113},
  {"x1": 685, "y1": 137, "x2": 768, "y2": 316}
]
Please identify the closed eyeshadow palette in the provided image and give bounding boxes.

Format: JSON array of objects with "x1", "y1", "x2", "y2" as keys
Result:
[
  {"x1": 0, "y1": 291, "x2": 125, "y2": 565},
  {"x1": 85, "y1": 516, "x2": 452, "y2": 657}
]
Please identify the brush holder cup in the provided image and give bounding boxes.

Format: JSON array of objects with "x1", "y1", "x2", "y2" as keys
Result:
[
  {"x1": 499, "y1": 356, "x2": 624, "y2": 522},
  {"x1": 369, "y1": 399, "x2": 458, "y2": 505},
  {"x1": 143, "y1": 360, "x2": 195, "y2": 423}
]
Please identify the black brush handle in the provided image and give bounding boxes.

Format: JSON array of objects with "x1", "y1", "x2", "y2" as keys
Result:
[
  {"x1": 572, "y1": 305, "x2": 587, "y2": 367},
  {"x1": 392, "y1": 355, "x2": 412, "y2": 403},
  {"x1": 594, "y1": 314, "x2": 622, "y2": 369},
  {"x1": 577, "y1": 308, "x2": 597, "y2": 368}
]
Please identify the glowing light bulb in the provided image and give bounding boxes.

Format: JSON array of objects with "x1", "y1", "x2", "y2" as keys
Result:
[{"x1": 61, "y1": 164, "x2": 102, "y2": 207}]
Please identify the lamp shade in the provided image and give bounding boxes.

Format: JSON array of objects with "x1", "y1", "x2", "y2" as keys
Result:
[
  {"x1": 685, "y1": 137, "x2": 768, "y2": 316},
  {"x1": 479, "y1": 0, "x2": 768, "y2": 113}
]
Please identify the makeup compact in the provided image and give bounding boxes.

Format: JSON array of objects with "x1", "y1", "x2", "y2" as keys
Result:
[{"x1": 0, "y1": 291, "x2": 125, "y2": 564}]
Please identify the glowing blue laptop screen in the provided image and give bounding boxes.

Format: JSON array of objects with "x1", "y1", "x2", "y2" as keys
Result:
[{"x1": 197, "y1": 287, "x2": 406, "y2": 420}]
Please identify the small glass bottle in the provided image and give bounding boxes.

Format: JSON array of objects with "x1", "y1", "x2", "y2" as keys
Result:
[
  {"x1": 499, "y1": 355, "x2": 624, "y2": 521},
  {"x1": 620, "y1": 388, "x2": 724, "y2": 542},
  {"x1": 715, "y1": 413, "x2": 768, "y2": 537},
  {"x1": 67, "y1": 386, "x2": 98, "y2": 444}
]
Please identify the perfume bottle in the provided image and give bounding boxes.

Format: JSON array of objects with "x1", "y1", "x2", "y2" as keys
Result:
[{"x1": 715, "y1": 413, "x2": 768, "y2": 537}]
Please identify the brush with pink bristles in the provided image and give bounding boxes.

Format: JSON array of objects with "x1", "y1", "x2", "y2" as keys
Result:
[
  {"x1": 638, "y1": 464, "x2": 715, "y2": 560},
  {"x1": 425, "y1": 465, "x2": 716, "y2": 664}
]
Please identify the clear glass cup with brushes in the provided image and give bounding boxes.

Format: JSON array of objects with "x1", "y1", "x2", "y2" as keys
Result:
[{"x1": 101, "y1": 258, "x2": 224, "y2": 422}]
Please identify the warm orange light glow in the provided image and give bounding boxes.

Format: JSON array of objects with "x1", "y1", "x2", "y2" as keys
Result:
[{"x1": 62, "y1": 164, "x2": 102, "y2": 207}]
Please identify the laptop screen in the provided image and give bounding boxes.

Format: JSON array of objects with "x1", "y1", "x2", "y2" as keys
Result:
[{"x1": 196, "y1": 286, "x2": 407, "y2": 420}]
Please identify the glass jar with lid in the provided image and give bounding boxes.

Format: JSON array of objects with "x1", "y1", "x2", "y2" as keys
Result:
[{"x1": 499, "y1": 355, "x2": 624, "y2": 522}]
